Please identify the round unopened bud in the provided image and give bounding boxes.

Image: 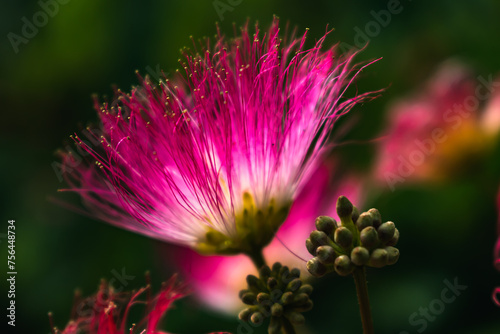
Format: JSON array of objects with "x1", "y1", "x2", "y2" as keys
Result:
[
  {"x1": 287, "y1": 278, "x2": 302, "y2": 292},
  {"x1": 259, "y1": 265, "x2": 271, "y2": 280},
  {"x1": 306, "y1": 257, "x2": 327, "y2": 277},
  {"x1": 298, "y1": 284, "x2": 313, "y2": 295},
  {"x1": 279, "y1": 266, "x2": 290, "y2": 281},
  {"x1": 351, "y1": 246, "x2": 370, "y2": 266},
  {"x1": 306, "y1": 238, "x2": 317, "y2": 256},
  {"x1": 257, "y1": 292, "x2": 270, "y2": 303},
  {"x1": 293, "y1": 293, "x2": 309, "y2": 305},
  {"x1": 295, "y1": 299, "x2": 314, "y2": 312},
  {"x1": 290, "y1": 268, "x2": 300, "y2": 278},
  {"x1": 271, "y1": 262, "x2": 282, "y2": 274},
  {"x1": 267, "y1": 277, "x2": 278, "y2": 290},
  {"x1": 356, "y1": 212, "x2": 373, "y2": 230},
  {"x1": 315, "y1": 216, "x2": 337, "y2": 235},
  {"x1": 336, "y1": 196, "x2": 354, "y2": 218},
  {"x1": 352, "y1": 206, "x2": 360, "y2": 223},
  {"x1": 334, "y1": 255, "x2": 354, "y2": 276},
  {"x1": 246, "y1": 275, "x2": 260, "y2": 290},
  {"x1": 369, "y1": 248, "x2": 388, "y2": 268},
  {"x1": 360, "y1": 226, "x2": 379, "y2": 249},
  {"x1": 310, "y1": 230, "x2": 329, "y2": 247},
  {"x1": 238, "y1": 307, "x2": 253, "y2": 321},
  {"x1": 386, "y1": 228, "x2": 400, "y2": 246},
  {"x1": 385, "y1": 246, "x2": 400, "y2": 265},
  {"x1": 271, "y1": 303, "x2": 284, "y2": 317},
  {"x1": 281, "y1": 291, "x2": 294, "y2": 304},
  {"x1": 241, "y1": 292, "x2": 257, "y2": 305},
  {"x1": 287, "y1": 311, "x2": 305, "y2": 325},
  {"x1": 368, "y1": 208, "x2": 382, "y2": 227},
  {"x1": 378, "y1": 221, "x2": 396, "y2": 243},
  {"x1": 250, "y1": 311, "x2": 264, "y2": 324},
  {"x1": 316, "y1": 245, "x2": 336, "y2": 264},
  {"x1": 334, "y1": 227, "x2": 353, "y2": 249}
]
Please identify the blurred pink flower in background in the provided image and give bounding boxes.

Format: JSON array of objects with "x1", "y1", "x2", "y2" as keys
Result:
[
  {"x1": 171, "y1": 161, "x2": 362, "y2": 312},
  {"x1": 375, "y1": 60, "x2": 500, "y2": 190}
]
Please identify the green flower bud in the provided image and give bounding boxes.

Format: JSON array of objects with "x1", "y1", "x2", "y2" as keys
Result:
[
  {"x1": 385, "y1": 246, "x2": 400, "y2": 265},
  {"x1": 281, "y1": 291, "x2": 294, "y2": 304},
  {"x1": 356, "y1": 212, "x2": 373, "y2": 230},
  {"x1": 271, "y1": 303, "x2": 284, "y2": 317},
  {"x1": 287, "y1": 311, "x2": 305, "y2": 325},
  {"x1": 257, "y1": 292, "x2": 270, "y2": 303},
  {"x1": 295, "y1": 300, "x2": 314, "y2": 312},
  {"x1": 293, "y1": 293, "x2": 309, "y2": 305},
  {"x1": 241, "y1": 292, "x2": 257, "y2": 305},
  {"x1": 386, "y1": 228, "x2": 400, "y2": 246},
  {"x1": 290, "y1": 268, "x2": 300, "y2": 278},
  {"x1": 238, "y1": 307, "x2": 253, "y2": 321},
  {"x1": 287, "y1": 278, "x2": 302, "y2": 292},
  {"x1": 250, "y1": 311, "x2": 264, "y2": 324},
  {"x1": 305, "y1": 238, "x2": 317, "y2": 256},
  {"x1": 352, "y1": 206, "x2": 360, "y2": 223},
  {"x1": 336, "y1": 196, "x2": 354, "y2": 218},
  {"x1": 334, "y1": 227, "x2": 353, "y2": 249},
  {"x1": 360, "y1": 226, "x2": 379, "y2": 250},
  {"x1": 316, "y1": 245, "x2": 336, "y2": 264},
  {"x1": 334, "y1": 254, "x2": 354, "y2": 276},
  {"x1": 306, "y1": 257, "x2": 327, "y2": 277},
  {"x1": 315, "y1": 215, "x2": 337, "y2": 235},
  {"x1": 368, "y1": 208, "x2": 382, "y2": 227},
  {"x1": 369, "y1": 248, "x2": 388, "y2": 268},
  {"x1": 246, "y1": 275, "x2": 262, "y2": 291},
  {"x1": 310, "y1": 230, "x2": 329, "y2": 247},
  {"x1": 271, "y1": 262, "x2": 282, "y2": 275},
  {"x1": 378, "y1": 221, "x2": 396, "y2": 243},
  {"x1": 259, "y1": 265, "x2": 271, "y2": 280},
  {"x1": 279, "y1": 266, "x2": 290, "y2": 282},
  {"x1": 267, "y1": 277, "x2": 278, "y2": 290},
  {"x1": 298, "y1": 284, "x2": 313, "y2": 295},
  {"x1": 269, "y1": 317, "x2": 282, "y2": 334},
  {"x1": 351, "y1": 246, "x2": 370, "y2": 266}
]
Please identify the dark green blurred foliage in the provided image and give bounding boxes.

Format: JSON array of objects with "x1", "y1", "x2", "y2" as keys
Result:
[{"x1": 1, "y1": 0, "x2": 499, "y2": 333}]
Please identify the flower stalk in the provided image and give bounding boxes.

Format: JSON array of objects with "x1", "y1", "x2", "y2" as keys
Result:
[{"x1": 353, "y1": 267, "x2": 374, "y2": 334}]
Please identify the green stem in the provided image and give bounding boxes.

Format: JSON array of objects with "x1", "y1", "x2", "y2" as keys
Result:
[
  {"x1": 281, "y1": 318, "x2": 296, "y2": 334},
  {"x1": 353, "y1": 267, "x2": 374, "y2": 334},
  {"x1": 247, "y1": 249, "x2": 267, "y2": 270}
]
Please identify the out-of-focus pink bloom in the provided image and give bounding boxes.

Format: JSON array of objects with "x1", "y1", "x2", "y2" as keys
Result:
[
  {"x1": 58, "y1": 18, "x2": 378, "y2": 255},
  {"x1": 375, "y1": 60, "x2": 498, "y2": 189},
  {"x1": 481, "y1": 85, "x2": 500, "y2": 135},
  {"x1": 173, "y1": 161, "x2": 362, "y2": 313},
  {"x1": 50, "y1": 275, "x2": 194, "y2": 334}
]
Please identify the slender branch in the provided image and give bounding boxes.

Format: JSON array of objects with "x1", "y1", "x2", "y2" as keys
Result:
[{"x1": 353, "y1": 267, "x2": 374, "y2": 334}]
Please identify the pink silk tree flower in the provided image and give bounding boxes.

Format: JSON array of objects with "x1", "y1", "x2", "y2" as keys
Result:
[
  {"x1": 494, "y1": 189, "x2": 500, "y2": 307},
  {"x1": 375, "y1": 60, "x2": 497, "y2": 190},
  {"x1": 49, "y1": 275, "x2": 198, "y2": 334},
  {"x1": 171, "y1": 162, "x2": 362, "y2": 312},
  {"x1": 59, "y1": 18, "x2": 377, "y2": 259}
]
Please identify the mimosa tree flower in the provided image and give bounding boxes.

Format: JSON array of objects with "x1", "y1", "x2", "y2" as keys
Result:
[
  {"x1": 49, "y1": 275, "x2": 190, "y2": 334},
  {"x1": 59, "y1": 18, "x2": 378, "y2": 259},
  {"x1": 375, "y1": 60, "x2": 500, "y2": 190}
]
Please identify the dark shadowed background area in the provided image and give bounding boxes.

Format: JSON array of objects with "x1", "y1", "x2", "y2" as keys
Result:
[{"x1": 1, "y1": 0, "x2": 499, "y2": 333}]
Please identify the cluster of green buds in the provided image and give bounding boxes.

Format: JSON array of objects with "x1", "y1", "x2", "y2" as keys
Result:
[
  {"x1": 306, "y1": 196, "x2": 400, "y2": 277},
  {"x1": 238, "y1": 263, "x2": 313, "y2": 334}
]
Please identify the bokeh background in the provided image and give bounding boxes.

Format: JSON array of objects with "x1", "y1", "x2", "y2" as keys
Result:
[{"x1": 1, "y1": 0, "x2": 499, "y2": 333}]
